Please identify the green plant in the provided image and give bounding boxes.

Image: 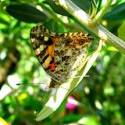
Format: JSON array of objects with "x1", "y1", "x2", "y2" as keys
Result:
[{"x1": 0, "y1": 0, "x2": 125, "y2": 124}]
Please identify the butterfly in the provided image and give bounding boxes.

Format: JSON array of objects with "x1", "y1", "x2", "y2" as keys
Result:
[{"x1": 30, "y1": 24, "x2": 93, "y2": 88}]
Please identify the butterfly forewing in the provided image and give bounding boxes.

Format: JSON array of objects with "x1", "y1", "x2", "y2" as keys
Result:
[{"x1": 30, "y1": 24, "x2": 93, "y2": 88}]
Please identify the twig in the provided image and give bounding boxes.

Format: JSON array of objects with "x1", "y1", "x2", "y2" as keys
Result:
[{"x1": 56, "y1": 0, "x2": 125, "y2": 53}]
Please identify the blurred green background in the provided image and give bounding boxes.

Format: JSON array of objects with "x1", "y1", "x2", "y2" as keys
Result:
[{"x1": 0, "y1": 0, "x2": 125, "y2": 125}]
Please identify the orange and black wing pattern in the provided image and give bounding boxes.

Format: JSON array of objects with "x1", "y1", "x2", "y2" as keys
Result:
[{"x1": 30, "y1": 24, "x2": 93, "y2": 87}]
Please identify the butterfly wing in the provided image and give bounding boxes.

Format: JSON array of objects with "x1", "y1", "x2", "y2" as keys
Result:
[{"x1": 30, "y1": 24, "x2": 92, "y2": 88}]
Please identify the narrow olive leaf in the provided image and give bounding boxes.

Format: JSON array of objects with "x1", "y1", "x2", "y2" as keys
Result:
[
  {"x1": 36, "y1": 41, "x2": 102, "y2": 121},
  {"x1": 6, "y1": 3, "x2": 48, "y2": 23},
  {"x1": 45, "y1": 0, "x2": 91, "y2": 16},
  {"x1": 104, "y1": 3, "x2": 125, "y2": 20},
  {"x1": 36, "y1": 57, "x2": 88, "y2": 121},
  {"x1": 45, "y1": 0, "x2": 71, "y2": 17},
  {"x1": 71, "y1": 0, "x2": 92, "y2": 12}
]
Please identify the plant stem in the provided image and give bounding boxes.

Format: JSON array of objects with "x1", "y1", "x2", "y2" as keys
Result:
[
  {"x1": 93, "y1": 0, "x2": 112, "y2": 23},
  {"x1": 98, "y1": 25, "x2": 125, "y2": 53},
  {"x1": 57, "y1": 0, "x2": 125, "y2": 54},
  {"x1": 56, "y1": 0, "x2": 96, "y2": 34}
]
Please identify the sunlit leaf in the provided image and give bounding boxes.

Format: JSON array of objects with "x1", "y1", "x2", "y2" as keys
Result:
[
  {"x1": 36, "y1": 40, "x2": 102, "y2": 121},
  {"x1": 118, "y1": 21, "x2": 125, "y2": 41}
]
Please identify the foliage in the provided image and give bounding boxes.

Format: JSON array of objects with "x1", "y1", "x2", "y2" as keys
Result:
[{"x1": 0, "y1": 0, "x2": 125, "y2": 124}]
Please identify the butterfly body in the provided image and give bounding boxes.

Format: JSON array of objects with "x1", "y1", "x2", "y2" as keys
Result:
[{"x1": 30, "y1": 24, "x2": 93, "y2": 88}]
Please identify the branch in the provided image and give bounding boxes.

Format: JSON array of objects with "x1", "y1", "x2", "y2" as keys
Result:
[{"x1": 56, "y1": 0, "x2": 125, "y2": 54}]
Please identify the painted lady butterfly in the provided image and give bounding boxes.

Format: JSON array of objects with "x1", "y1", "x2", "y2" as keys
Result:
[{"x1": 30, "y1": 24, "x2": 93, "y2": 88}]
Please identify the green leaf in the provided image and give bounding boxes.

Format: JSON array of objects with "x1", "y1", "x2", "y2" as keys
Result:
[
  {"x1": 118, "y1": 21, "x2": 125, "y2": 41},
  {"x1": 6, "y1": 3, "x2": 48, "y2": 23},
  {"x1": 71, "y1": 0, "x2": 92, "y2": 12},
  {"x1": 45, "y1": 0, "x2": 91, "y2": 17},
  {"x1": 45, "y1": 0, "x2": 71, "y2": 17},
  {"x1": 77, "y1": 116, "x2": 99, "y2": 125},
  {"x1": 35, "y1": 40, "x2": 102, "y2": 121},
  {"x1": 104, "y1": 3, "x2": 125, "y2": 20}
]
